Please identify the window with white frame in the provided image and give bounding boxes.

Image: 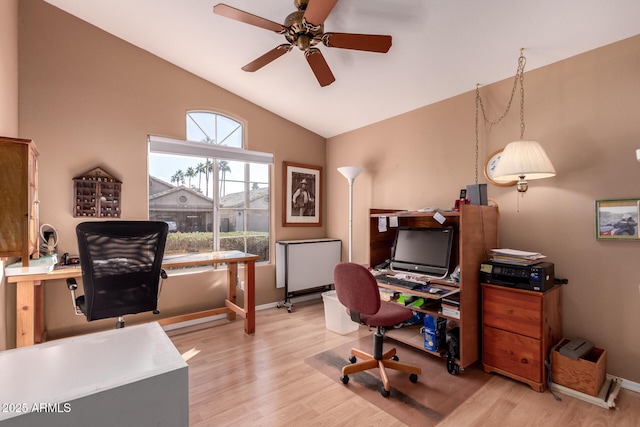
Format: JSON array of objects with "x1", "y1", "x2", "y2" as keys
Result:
[{"x1": 148, "y1": 111, "x2": 272, "y2": 262}]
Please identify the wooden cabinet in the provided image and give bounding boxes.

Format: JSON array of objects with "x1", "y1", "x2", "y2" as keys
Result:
[
  {"x1": 482, "y1": 283, "x2": 562, "y2": 391},
  {"x1": 369, "y1": 205, "x2": 499, "y2": 370},
  {"x1": 73, "y1": 167, "x2": 122, "y2": 218},
  {"x1": 0, "y1": 136, "x2": 39, "y2": 266}
]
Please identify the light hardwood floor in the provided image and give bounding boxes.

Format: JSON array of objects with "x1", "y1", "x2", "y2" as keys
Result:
[{"x1": 166, "y1": 298, "x2": 640, "y2": 427}]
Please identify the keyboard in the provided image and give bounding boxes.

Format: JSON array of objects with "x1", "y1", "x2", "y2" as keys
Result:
[{"x1": 375, "y1": 274, "x2": 423, "y2": 290}]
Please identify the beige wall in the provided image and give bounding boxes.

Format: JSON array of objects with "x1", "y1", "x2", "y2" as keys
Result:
[
  {"x1": 16, "y1": 0, "x2": 327, "y2": 340},
  {"x1": 327, "y1": 35, "x2": 640, "y2": 382},
  {"x1": 9, "y1": 0, "x2": 640, "y2": 384},
  {"x1": 0, "y1": 0, "x2": 20, "y2": 351}
]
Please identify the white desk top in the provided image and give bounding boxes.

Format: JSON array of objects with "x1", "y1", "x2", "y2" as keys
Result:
[{"x1": 0, "y1": 322, "x2": 187, "y2": 421}]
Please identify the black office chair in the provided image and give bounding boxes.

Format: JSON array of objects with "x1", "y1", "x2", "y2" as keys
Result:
[
  {"x1": 334, "y1": 262, "x2": 422, "y2": 397},
  {"x1": 66, "y1": 221, "x2": 168, "y2": 329}
]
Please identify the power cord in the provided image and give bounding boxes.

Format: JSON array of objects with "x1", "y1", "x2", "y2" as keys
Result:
[{"x1": 545, "y1": 348, "x2": 562, "y2": 401}]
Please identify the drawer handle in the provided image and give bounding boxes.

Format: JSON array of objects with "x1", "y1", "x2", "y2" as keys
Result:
[{"x1": 521, "y1": 358, "x2": 528, "y2": 364}]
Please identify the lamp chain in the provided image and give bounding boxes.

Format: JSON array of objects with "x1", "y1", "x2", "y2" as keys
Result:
[
  {"x1": 518, "y1": 52, "x2": 527, "y2": 139},
  {"x1": 474, "y1": 50, "x2": 527, "y2": 184}
]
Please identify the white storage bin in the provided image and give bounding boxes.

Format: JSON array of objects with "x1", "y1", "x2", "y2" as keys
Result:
[{"x1": 322, "y1": 290, "x2": 359, "y2": 334}]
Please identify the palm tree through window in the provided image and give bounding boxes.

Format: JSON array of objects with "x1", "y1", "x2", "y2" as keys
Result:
[{"x1": 148, "y1": 111, "x2": 270, "y2": 262}]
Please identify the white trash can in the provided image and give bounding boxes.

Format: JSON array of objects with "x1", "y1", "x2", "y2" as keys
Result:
[{"x1": 322, "y1": 290, "x2": 359, "y2": 334}]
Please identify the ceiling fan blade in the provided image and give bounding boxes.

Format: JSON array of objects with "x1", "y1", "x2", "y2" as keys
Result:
[
  {"x1": 305, "y1": 48, "x2": 335, "y2": 87},
  {"x1": 242, "y1": 45, "x2": 292, "y2": 72},
  {"x1": 213, "y1": 4, "x2": 286, "y2": 33},
  {"x1": 303, "y1": 0, "x2": 340, "y2": 27},
  {"x1": 323, "y1": 33, "x2": 392, "y2": 53}
]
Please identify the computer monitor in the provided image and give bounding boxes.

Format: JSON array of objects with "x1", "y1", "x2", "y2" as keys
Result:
[{"x1": 390, "y1": 226, "x2": 455, "y2": 279}]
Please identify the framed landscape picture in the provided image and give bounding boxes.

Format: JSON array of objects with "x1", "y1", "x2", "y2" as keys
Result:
[
  {"x1": 283, "y1": 161, "x2": 322, "y2": 227},
  {"x1": 595, "y1": 199, "x2": 640, "y2": 240}
]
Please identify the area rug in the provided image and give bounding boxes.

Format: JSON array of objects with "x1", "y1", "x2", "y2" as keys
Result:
[{"x1": 305, "y1": 335, "x2": 491, "y2": 427}]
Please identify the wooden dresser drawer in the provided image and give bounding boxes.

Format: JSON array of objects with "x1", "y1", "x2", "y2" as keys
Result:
[
  {"x1": 482, "y1": 286, "x2": 542, "y2": 338},
  {"x1": 483, "y1": 326, "x2": 542, "y2": 382}
]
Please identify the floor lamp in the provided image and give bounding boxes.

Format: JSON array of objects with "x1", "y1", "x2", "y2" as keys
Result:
[{"x1": 337, "y1": 166, "x2": 363, "y2": 262}]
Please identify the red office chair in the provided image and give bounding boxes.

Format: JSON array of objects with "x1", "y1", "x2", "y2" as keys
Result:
[{"x1": 333, "y1": 262, "x2": 422, "y2": 397}]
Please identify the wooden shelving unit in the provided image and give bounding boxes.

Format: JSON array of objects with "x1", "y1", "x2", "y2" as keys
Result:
[
  {"x1": 0, "y1": 136, "x2": 39, "y2": 266},
  {"x1": 73, "y1": 167, "x2": 122, "y2": 218},
  {"x1": 369, "y1": 204, "x2": 499, "y2": 370}
]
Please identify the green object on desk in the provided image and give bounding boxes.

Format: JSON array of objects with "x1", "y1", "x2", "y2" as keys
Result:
[
  {"x1": 411, "y1": 298, "x2": 425, "y2": 307},
  {"x1": 396, "y1": 294, "x2": 417, "y2": 306}
]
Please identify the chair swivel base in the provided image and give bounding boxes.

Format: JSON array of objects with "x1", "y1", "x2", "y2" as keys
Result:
[{"x1": 340, "y1": 346, "x2": 421, "y2": 397}]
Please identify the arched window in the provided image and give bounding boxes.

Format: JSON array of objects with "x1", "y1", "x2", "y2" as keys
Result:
[
  {"x1": 186, "y1": 111, "x2": 243, "y2": 148},
  {"x1": 148, "y1": 111, "x2": 272, "y2": 262}
]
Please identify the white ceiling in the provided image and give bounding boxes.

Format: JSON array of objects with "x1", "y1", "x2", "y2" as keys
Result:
[{"x1": 43, "y1": 0, "x2": 640, "y2": 138}]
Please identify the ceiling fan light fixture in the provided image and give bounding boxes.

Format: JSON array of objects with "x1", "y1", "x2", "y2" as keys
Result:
[
  {"x1": 297, "y1": 34, "x2": 311, "y2": 50},
  {"x1": 213, "y1": 0, "x2": 392, "y2": 86}
]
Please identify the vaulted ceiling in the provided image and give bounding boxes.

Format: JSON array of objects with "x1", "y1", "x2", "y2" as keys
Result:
[{"x1": 43, "y1": 0, "x2": 640, "y2": 138}]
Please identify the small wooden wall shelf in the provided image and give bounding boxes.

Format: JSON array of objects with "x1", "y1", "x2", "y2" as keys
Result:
[{"x1": 73, "y1": 167, "x2": 122, "y2": 218}]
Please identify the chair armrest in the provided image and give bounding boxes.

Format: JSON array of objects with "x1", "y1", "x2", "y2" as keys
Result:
[{"x1": 66, "y1": 278, "x2": 83, "y2": 316}]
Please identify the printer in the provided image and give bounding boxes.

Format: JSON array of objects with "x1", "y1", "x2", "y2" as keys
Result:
[{"x1": 480, "y1": 261, "x2": 555, "y2": 292}]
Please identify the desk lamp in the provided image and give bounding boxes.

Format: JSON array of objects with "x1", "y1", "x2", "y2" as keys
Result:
[{"x1": 337, "y1": 166, "x2": 363, "y2": 262}]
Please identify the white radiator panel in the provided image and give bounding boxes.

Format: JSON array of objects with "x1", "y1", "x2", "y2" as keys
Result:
[{"x1": 276, "y1": 239, "x2": 342, "y2": 293}]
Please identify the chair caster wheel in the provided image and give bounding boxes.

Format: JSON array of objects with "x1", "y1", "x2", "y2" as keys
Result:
[
  {"x1": 340, "y1": 375, "x2": 349, "y2": 384},
  {"x1": 349, "y1": 355, "x2": 357, "y2": 363},
  {"x1": 381, "y1": 387, "x2": 390, "y2": 397},
  {"x1": 409, "y1": 373, "x2": 418, "y2": 383},
  {"x1": 391, "y1": 355, "x2": 399, "y2": 361}
]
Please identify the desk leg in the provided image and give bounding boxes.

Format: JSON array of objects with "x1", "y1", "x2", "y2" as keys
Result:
[
  {"x1": 35, "y1": 281, "x2": 45, "y2": 343},
  {"x1": 227, "y1": 262, "x2": 237, "y2": 322},
  {"x1": 15, "y1": 279, "x2": 37, "y2": 348},
  {"x1": 245, "y1": 260, "x2": 255, "y2": 334}
]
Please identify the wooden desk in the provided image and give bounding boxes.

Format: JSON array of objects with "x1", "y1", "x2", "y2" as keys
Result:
[{"x1": 6, "y1": 251, "x2": 259, "y2": 348}]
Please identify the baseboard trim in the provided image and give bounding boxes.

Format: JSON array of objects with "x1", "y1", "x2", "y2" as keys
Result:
[{"x1": 622, "y1": 378, "x2": 640, "y2": 393}]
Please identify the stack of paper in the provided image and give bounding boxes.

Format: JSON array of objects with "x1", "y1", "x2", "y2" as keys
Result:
[
  {"x1": 490, "y1": 248, "x2": 546, "y2": 266},
  {"x1": 4, "y1": 254, "x2": 58, "y2": 276}
]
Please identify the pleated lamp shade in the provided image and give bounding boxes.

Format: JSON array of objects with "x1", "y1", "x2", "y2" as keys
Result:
[{"x1": 493, "y1": 140, "x2": 556, "y2": 182}]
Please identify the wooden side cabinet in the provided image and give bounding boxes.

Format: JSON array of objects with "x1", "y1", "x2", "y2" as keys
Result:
[
  {"x1": 0, "y1": 136, "x2": 39, "y2": 266},
  {"x1": 482, "y1": 283, "x2": 562, "y2": 391}
]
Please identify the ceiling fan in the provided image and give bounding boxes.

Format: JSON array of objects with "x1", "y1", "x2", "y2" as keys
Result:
[{"x1": 213, "y1": 0, "x2": 392, "y2": 87}]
